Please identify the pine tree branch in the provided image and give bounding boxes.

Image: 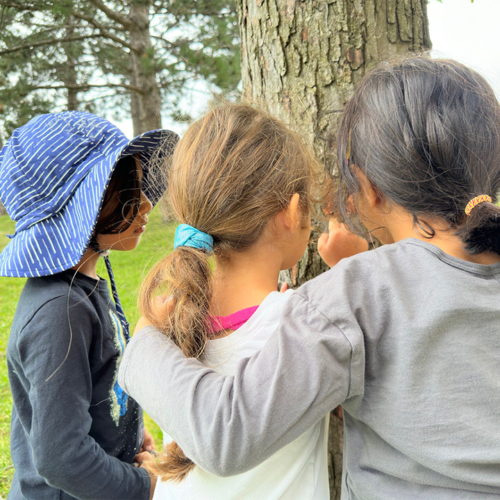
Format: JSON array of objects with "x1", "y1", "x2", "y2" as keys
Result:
[
  {"x1": 89, "y1": 0, "x2": 131, "y2": 29},
  {"x1": 28, "y1": 21, "x2": 125, "y2": 31},
  {"x1": 78, "y1": 91, "x2": 128, "y2": 104},
  {"x1": 71, "y1": 10, "x2": 134, "y2": 51},
  {"x1": 0, "y1": 1, "x2": 40, "y2": 12},
  {"x1": 29, "y1": 83, "x2": 144, "y2": 94},
  {"x1": 153, "y1": 36, "x2": 195, "y2": 50},
  {"x1": 0, "y1": 34, "x2": 102, "y2": 55}
]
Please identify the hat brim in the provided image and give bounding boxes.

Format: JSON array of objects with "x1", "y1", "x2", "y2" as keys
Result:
[
  {"x1": 0, "y1": 129, "x2": 178, "y2": 277},
  {"x1": 120, "y1": 129, "x2": 178, "y2": 206}
]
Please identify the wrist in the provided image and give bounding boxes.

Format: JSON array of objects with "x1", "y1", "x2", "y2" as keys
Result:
[{"x1": 318, "y1": 252, "x2": 339, "y2": 268}]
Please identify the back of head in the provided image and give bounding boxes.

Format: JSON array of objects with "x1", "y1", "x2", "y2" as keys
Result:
[
  {"x1": 168, "y1": 102, "x2": 314, "y2": 257},
  {"x1": 139, "y1": 102, "x2": 318, "y2": 482},
  {"x1": 337, "y1": 57, "x2": 500, "y2": 254}
]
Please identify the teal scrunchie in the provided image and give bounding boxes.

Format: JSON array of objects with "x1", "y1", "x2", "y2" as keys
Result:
[{"x1": 174, "y1": 223, "x2": 214, "y2": 253}]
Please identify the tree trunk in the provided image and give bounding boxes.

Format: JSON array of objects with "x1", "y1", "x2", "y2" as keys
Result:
[
  {"x1": 0, "y1": 134, "x2": 5, "y2": 216},
  {"x1": 129, "y1": 57, "x2": 143, "y2": 135},
  {"x1": 128, "y1": 0, "x2": 162, "y2": 135},
  {"x1": 238, "y1": 0, "x2": 431, "y2": 497},
  {"x1": 64, "y1": 13, "x2": 79, "y2": 110}
]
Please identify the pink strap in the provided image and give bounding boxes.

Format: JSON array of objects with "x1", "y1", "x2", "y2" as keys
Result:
[{"x1": 208, "y1": 305, "x2": 259, "y2": 334}]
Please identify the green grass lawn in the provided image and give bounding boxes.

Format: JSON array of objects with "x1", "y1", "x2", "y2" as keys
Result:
[{"x1": 0, "y1": 208, "x2": 175, "y2": 498}]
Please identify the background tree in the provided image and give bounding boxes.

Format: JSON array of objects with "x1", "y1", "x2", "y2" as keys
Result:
[
  {"x1": 238, "y1": 0, "x2": 431, "y2": 497},
  {"x1": 0, "y1": 0, "x2": 240, "y2": 137},
  {"x1": 0, "y1": 2, "x2": 85, "y2": 135},
  {"x1": 0, "y1": 134, "x2": 4, "y2": 215}
]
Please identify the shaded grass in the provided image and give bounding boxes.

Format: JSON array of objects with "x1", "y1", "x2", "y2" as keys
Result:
[{"x1": 0, "y1": 208, "x2": 175, "y2": 497}]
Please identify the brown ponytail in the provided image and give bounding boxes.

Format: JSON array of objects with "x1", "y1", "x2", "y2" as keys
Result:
[{"x1": 138, "y1": 102, "x2": 320, "y2": 482}]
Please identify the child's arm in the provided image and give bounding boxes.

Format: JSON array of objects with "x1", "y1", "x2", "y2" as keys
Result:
[
  {"x1": 119, "y1": 266, "x2": 365, "y2": 477},
  {"x1": 139, "y1": 428, "x2": 156, "y2": 453},
  {"x1": 318, "y1": 219, "x2": 369, "y2": 267},
  {"x1": 16, "y1": 297, "x2": 151, "y2": 500}
]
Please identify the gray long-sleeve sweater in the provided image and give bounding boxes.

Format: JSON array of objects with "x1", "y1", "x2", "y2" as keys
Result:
[{"x1": 119, "y1": 239, "x2": 500, "y2": 499}]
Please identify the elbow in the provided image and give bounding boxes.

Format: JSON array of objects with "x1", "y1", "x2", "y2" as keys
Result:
[
  {"x1": 183, "y1": 406, "x2": 263, "y2": 477},
  {"x1": 35, "y1": 460, "x2": 64, "y2": 488},
  {"x1": 33, "y1": 450, "x2": 74, "y2": 490},
  {"x1": 210, "y1": 463, "x2": 247, "y2": 478},
  {"x1": 197, "y1": 460, "x2": 245, "y2": 478},
  {"x1": 190, "y1": 446, "x2": 256, "y2": 477}
]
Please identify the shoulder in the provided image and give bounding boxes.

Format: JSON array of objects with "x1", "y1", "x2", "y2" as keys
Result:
[
  {"x1": 11, "y1": 295, "x2": 100, "y2": 372},
  {"x1": 12, "y1": 275, "x2": 98, "y2": 341},
  {"x1": 203, "y1": 291, "x2": 295, "y2": 359},
  {"x1": 245, "y1": 289, "x2": 294, "y2": 333},
  {"x1": 18, "y1": 274, "x2": 90, "y2": 307},
  {"x1": 294, "y1": 241, "x2": 420, "y2": 323},
  {"x1": 260, "y1": 289, "x2": 295, "y2": 310}
]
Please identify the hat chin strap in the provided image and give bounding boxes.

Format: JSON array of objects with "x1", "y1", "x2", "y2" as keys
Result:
[{"x1": 103, "y1": 254, "x2": 131, "y2": 342}]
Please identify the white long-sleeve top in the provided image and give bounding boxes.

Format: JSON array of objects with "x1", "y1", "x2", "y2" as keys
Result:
[{"x1": 153, "y1": 290, "x2": 330, "y2": 500}]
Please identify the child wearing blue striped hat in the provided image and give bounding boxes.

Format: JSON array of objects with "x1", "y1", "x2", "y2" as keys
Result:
[{"x1": 0, "y1": 111, "x2": 178, "y2": 500}]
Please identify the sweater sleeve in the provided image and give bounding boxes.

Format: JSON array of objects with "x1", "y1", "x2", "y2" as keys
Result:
[
  {"x1": 17, "y1": 296, "x2": 150, "y2": 500},
  {"x1": 119, "y1": 287, "x2": 365, "y2": 477}
]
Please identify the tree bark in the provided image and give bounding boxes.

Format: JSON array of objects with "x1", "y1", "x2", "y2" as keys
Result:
[
  {"x1": 0, "y1": 134, "x2": 5, "y2": 216},
  {"x1": 64, "y1": 13, "x2": 79, "y2": 110},
  {"x1": 238, "y1": 0, "x2": 431, "y2": 497},
  {"x1": 128, "y1": 0, "x2": 162, "y2": 135}
]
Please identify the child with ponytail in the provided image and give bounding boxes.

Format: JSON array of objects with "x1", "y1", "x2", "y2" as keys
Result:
[
  {"x1": 135, "y1": 103, "x2": 331, "y2": 498},
  {"x1": 120, "y1": 58, "x2": 500, "y2": 499}
]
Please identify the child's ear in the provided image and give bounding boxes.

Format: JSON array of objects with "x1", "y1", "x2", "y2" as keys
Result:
[
  {"x1": 282, "y1": 193, "x2": 301, "y2": 233},
  {"x1": 355, "y1": 167, "x2": 382, "y2": 208}
]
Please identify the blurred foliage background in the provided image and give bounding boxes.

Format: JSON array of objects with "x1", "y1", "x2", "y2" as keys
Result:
[{"x1": 0, "y1": 0, "x2": 241, "y2": 138}]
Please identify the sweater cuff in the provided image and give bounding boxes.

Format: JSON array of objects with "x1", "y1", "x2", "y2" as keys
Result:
[{"x1": 137, "y1": 466, "x2": 151, "y2": 500}]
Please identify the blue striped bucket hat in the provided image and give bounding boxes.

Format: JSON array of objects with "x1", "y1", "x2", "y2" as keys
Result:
[{"x1": 0, "y1": 111, "x2": 179, "y2": 278}]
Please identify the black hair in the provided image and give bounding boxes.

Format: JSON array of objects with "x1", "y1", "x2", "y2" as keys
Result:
[
  {"x1": 337, "y1": 57, "x2": 500, "y2": 255},
  {"x1": 89, "y1": 155, "x2": 142, "y2": 251}
]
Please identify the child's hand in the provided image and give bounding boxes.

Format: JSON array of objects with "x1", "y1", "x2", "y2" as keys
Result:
[
  {"x1": 318, "y1": 219, "x2": 369, "y2": 268},
  {"x1": 147, "y1": 472, "x2": 158, "y2": 500},
  {"x1": 134, "y1": 453, "x2": 158, "y2": 500},
  {"x1": 134, "y1": 450, "x2": 156, "y2": 465},
  {"x1": 141, "y1": 429, "x2": 156, "y2": 453},
  {"x1": 148, "y1": 474, "x2": 158, "y2": 500},
  {"x1": 134, "y1": 449, "x2": 158, "y2": 500}
]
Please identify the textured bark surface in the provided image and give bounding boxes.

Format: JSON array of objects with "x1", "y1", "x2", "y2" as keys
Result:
[
  {"x1": 239, "y1": 1, "x2": 431, "y2": 497},
  {"x1": 129, "y1": 0, "x2": 162, "y2": 134},
  {"x1": 64, "y1": 14, "x2": 79, "y2": 110},
  {"x1": 0, "y1": 127, "x2": 4, "y2": 213}
]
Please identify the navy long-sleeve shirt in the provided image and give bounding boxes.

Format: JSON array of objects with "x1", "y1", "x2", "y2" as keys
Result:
[{"x1": 7, "y1": 270, "x2": 149, "y2": 500}]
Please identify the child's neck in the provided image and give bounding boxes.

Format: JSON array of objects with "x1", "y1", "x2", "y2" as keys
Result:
[
  {"x1": 210, "y1": 241, "x2": 284, "y2": 318},
  {"x1": 385, "y1": 207, "x2": 500, "y2": 265},
  {"x1": 72, "y1": 249, "x2": 101, "y2": 280}
]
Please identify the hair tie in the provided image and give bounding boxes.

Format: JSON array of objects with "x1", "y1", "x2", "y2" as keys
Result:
[
  {"x1": 174, "y1": 223, "x2": 214, "y2": 253},
  {"x1": 465, "y1": 195, "x2": 492, "y2": 216}
]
